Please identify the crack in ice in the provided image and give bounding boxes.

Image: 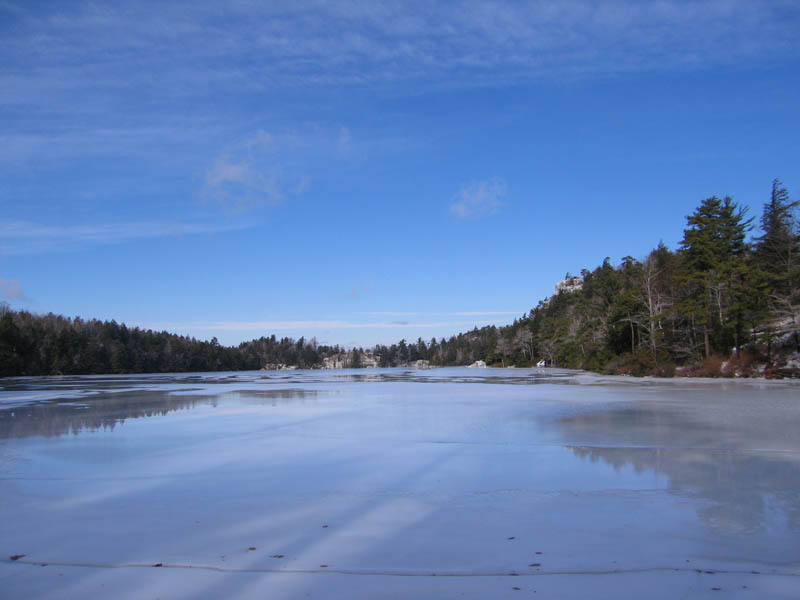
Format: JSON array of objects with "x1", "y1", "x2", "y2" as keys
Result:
[{"x1": 6, "y1": 559, "x2": 800, "y2": 578}]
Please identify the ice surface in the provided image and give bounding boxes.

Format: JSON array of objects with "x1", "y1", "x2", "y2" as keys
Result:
[{"x1": 1, "y1": 368, "x2": 799, "y2": 598}]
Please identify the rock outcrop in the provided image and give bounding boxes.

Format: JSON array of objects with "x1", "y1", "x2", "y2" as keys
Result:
[{"x1": 556, "y1": 276, "x2": 584, "y2": 294}]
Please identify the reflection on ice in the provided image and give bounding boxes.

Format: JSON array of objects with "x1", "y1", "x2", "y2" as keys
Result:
[
  {"x1": 0, "y1": 391, "x2": 212, "y2": 438},
  {"x1": 1, "y1": 368, "x2": 800, "y2": 598},
  {"x1": 0, "y1": 384, "x2": 331, "y2": 439},
  {"x1": 558, "y1": 390, "x2": 800, "y2": 538},
  {"x1": 568, "y1": 445, "x2": 800, "y2": 536}
]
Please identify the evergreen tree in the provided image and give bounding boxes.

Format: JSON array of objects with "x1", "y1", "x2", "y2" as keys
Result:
[
  {"x1": 350, "y1": 347, "x2": 362, "y2": 368},
  {"x1": 754, "y1": 180, "x2": 800, "y2": 352},
  {"x1": 678, "y1": 196, "x2": 751, "y2": 359},
  {"x1": 0, "y1": 305, "x2": 23, "y2": 377},
  {"x1": 755, "y1": 179, "x2": 800, "y2": 280}
]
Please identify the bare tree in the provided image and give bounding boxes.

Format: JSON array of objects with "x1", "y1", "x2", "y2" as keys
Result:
[
  {"x1": 639, "y1": 251, "x2": 673, "y2": 359},
  {"x1": 514, "y1": 329, "x2": 535, "y2": 362},
  {"x1": 771, "y1": 289, "x2": 800, "y2": 353},
  {"x1": 495, "y1": 336, "x2": 513, "y2": 367},
  {"x1": 538, "y1": 338, "x2": 556, "y2": 367}
]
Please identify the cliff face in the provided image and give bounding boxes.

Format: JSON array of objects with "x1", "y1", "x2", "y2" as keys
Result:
[
  {"x1": 555, "y1": 276, "x2": 584, "y2": 294},
  {"x1": 320, "y1": 351, "x2": 380, "y2": 369}
]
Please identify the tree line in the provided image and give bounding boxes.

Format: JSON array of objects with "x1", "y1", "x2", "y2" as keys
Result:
[
  {"x1": 0, "y1": 312, "x2": 350, "y2": 377},
  {"x1": 1, "y1": 180, "x2": 797, "y2": 378}
]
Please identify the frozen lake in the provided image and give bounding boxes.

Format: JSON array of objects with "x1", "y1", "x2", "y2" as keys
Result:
[{"x1": 1, "y1": 368, "x2": 799, "y2": 599}]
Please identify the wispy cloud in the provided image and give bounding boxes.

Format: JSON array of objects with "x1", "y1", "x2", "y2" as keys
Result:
[
  {"x1": 202, "y1": 127, "x2": 354, "y2": 213},
  {"x1": 141, "y1": 312, "x2": 527, "y2": 345},
  {"x1": 0, "y1": 122, "x2": 209, "y2": 167},
  {"x1": 3, "y1": 0, "x2": 798, "y2": 113},
  {"x1": 338, "y1": 126, "x2": 353, "y2": 156},
  {"x1": 345, "y1": 280, "x2": 376, "y2": 299},
  {"x1": 204, "y1": 154, "x2": 285, "y2": 213},
  {"x1": 3, "y1": 1, "x2": 798, "y2": 206},
  {"x1": 0, "y1": 220, "x2": 250, "y2": 255},
  {"x1": 145, "y1": 310, "x2": 526, "y2": 338},
  {"x1": 361, "y1": 310, "x2": 522, "y2": 317},
  {"x1": 203, "y1": 130, "x2": 289, "y2": 212},
  {"x1": 0, "y1": 277, "x2": 31, "y2": 302},
  {"x1": 450, "y1": 179, "x2": 506, "y2": 219},
  {"x1": 147, "y1": 319, "x2": 493, "y2": 332}
]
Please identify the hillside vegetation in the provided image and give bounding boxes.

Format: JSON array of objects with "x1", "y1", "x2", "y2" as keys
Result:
[{"x1": 424, "y1": 180, "x2": 799, "y2": 377}]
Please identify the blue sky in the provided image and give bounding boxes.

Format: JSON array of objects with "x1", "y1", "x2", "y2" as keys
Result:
[{"x1": 2, "y1": 1, "x2": 799, "y2": 348}]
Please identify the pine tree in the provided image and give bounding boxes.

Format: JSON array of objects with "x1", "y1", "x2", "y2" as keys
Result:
[
  {"x1": 0, "y1": 306, "x2": 23, "y2": 377},
  {"x1": 755, "y1": 180, "x2": 800, "y2": 352},
  {"x1": 756, "y1": 180, "x2": 799, "y2": 279},
  {"x1": 350, "y1": 347, "x2": 362, "y2": 368},
  {"x1": 679, "y1": 196, "x2": 751, "y2": 359}
]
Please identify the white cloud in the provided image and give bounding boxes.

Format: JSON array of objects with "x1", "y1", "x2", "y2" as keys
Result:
[
  {"x1": 3, "y1": 0, "x2": 798, "y2": 111},
  {"x1": 338, "y1": 126, "x2": 353, "y2": 156},
  {"x1": 146, "y1": 319, "x2": 496, "y2": 331},
  {"x1": 207, "y1": 160, "x2": 248, "y2": 187},
  {"x1": 292, "y1": 177, "x2": 310, "y2": 195},
  {"x1": 202, "y1": 129, "x2": 287, "y2": 212},
  {"x1": 450, "y1": 179, "x2": 506, "y2": 219},
  {"x1": 140, "y1": 311, "x2": 528, "y2": 345},
  {"x1": 202, "y1": 127, "x2": 350, "y2": 213},
  {"x1": 204, "y1": 155, "x2": 284, "y2": 213},
  {"x1": 0, "y1": 220, "x2": 250, "y2": 255},
  {"x1": 3, "y1": 1, "x2": 797, "y2": 200},
  {"x1": 345, "y1": 279, "x2": 376, "y2": 299},
  {"x1": 0, "y1": 277, "x2": 31, "y2": 302},
  {"x1": 361, "y1": 310, "x2": 521, "y2": 317}
]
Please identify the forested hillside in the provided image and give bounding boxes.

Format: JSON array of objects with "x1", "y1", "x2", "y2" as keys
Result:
[
  {"x1": 2, "y1": 180, "x2": 798, "y2": 378},
  {"x1": 0, "y1": 311, "x2": 350, "y2": 377},
  {"x1": 427, "y1": 180, "x2": 799, "y2": 377}
]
